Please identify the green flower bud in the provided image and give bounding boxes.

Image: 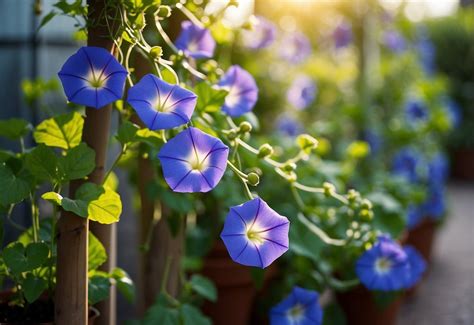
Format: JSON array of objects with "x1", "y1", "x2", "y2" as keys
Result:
[
  {"x1": 149, "y1": 46, "x2": 163, "y2": 59},
  {"x1": 258, "y1": 144, "x2": 274, "y2": 158},
  {"x1": 347, "y1": 189, "x2": 360, "y2": 203},
  {"x1": 359, "y1": 209, "x2": 374, "y2": 222},
  {"x1": 247, "y1": 172, "x2": 260, "y2": 186},
  {"x1": 296, "y1": 134, "x2": 318, "y2": 154},
  {"x1": 227, "y1": 130, "x2": 237, "y2": 141},
  {"x1": 323, "y1": 182, "x2": 335, "y2": 197},
  {"x1": 360, "y1": 199, "x2": 373, "y2": 210},
  {"x1": 157, "y1": 5, "x2": 172, "y2": 18},
  {"x1": 283, "y1": 162, "x2": 297, "y2": 172},
  {"x1": 238, "y1": 121, "x2": 252, "y2": 134}
]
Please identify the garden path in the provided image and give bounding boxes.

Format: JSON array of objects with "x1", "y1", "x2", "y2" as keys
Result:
[{"x1": 398, "y1": 183, "x2": 474, "y2": 325}]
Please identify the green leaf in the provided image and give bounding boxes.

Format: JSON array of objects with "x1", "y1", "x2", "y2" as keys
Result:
[
  {"x1": 180, "y1": 304, "x2": 211, "y2": 325},
  {"x1": 34, "y1": 112, "x2": 83, "y2": 149},
  {"x1": 116, "y1": 121, "x2": 139, "y2": 145},
  {"x1": 289, "y1": 216, "x2": 324, "y2": 263},
  {"x1": 189, "y1": 274, "x2": 217, "y2": 302},
  {"x1": 38, "y1": 11, "x2": 56, "y2": 30},
  {"x1": 194, "y1": 82, "x2": 228, "y2": 113},
  {"x1": 111, "y1": 267, "x2": 135, "y2": 303},
  {"x1": 88, "y1": 275, "x2": 111, "y2": 305},
  {"x1": 0, "y1": 164, "x2": 33, "y2": 206},
  {"x1": 89, "y1": 232, "x2": 107, "y2": 272},
  {"x1": 76, "y1": 183, "x2": 122, "y2": 224},
  {"x1": 41, "y1": 192, "x2": 63, "y2": 206},
  {"x1": 61, "y1": 197, "x2": 89, "y2": 217},
  {"x1": 142, "y1": 295, "x2": 179, "y2": 325},
  {"x1": 135, "y1": 128, "x2": 163, "y2": 147},
  {"x1": 25, "y1": 144, "x2": 60, "y2": 182},
  {"x1": 0, "y1": 118, "x2": 32, "y2": 140},
  {"x1": 59, "y1": 143, "x2": 95, "y2": 181},
  {"x1": 23, "y1": 274, "x2": 48, "y2": 303},
  {"x1": 2, "y1": 242, "x2": 49, "y2": 275}
]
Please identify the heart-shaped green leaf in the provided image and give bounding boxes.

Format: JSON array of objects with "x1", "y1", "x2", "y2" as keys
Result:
[
  {"x1": 34, "y1": 112, "x2": 83, "y2": 149},
  {"x1": 25, "y1": 144, "x2": 60, "y2": 182},
  {"x1": 22, "y1": 273, "x2": 48, "y2": 303},
  {"x1": 59, "y1": 143, "x2": 95, "y2": 181},
  {"x1": 2, "y1": 242, "x2": 49, "y2": 275}
]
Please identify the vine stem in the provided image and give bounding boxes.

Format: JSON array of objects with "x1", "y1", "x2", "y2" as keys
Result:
[
  {"x1": 297, "y1": 213, "x2": 347, "y2": 246},
  {"x1": 102, "y1": 144, "x2": 127, "y2": 186}
]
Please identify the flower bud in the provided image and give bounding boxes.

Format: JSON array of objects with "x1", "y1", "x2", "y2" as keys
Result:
[
  {"x1": 359, "y1": 209, "x2": 374, "y2": 221},
  {"x1": 239, "y1": 121, "x2": 252, "y2": 134},
  {"x1": 323, "y1": 182, "x2": 335, "y2": 197},
  {"x1": 347, "y1": 189, "x2": 360, "y2": 203},
  {"x1": 360, "y1": 199, "x2": 373, "y2": 210},
  {"x1": 227, "y1": 130, "x2": 237, "y2": 141},
  {"x1": 149, "y1": 46, "x2": 163, "y2": 59},
  {"x1": 258, "y1": 144, "x2": 274, "y2": 158},
  {"x1": 283, "y1": 162, "x2": 297, "y2": 172},
  {"x1": 296, "y1": 134, "x2": 318, "y2": 153},
  {"x1": 157, "y1": 5, "x2": 172, "y2": 18},
  {"x1": 247, "y1": 172, "x2": 260, "y2": 186}
]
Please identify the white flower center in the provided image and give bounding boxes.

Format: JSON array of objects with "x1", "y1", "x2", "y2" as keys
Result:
[
  {"x1": 187, "y1": 149, "x2": 209, "y2": 172},
  {"x1": 286, "y1": 303, "x2": 305, "y2": 322},
  {"x1": 226, "y1": 87, "x2": 241, "y2": 107},
  {"x1": 245, "y1": 223, "x2": 264, "y2": 245},
  {"x1": 375, "y1": 257, "x2": 392, "y2": 274},
  {"x1": 87, "y1": 69, "x2": 105, "y2": 89}
]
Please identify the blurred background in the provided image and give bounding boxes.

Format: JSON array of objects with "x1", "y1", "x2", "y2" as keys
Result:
[{"x1": 0, "y1": 0, "x2": 473, "y2": 324}]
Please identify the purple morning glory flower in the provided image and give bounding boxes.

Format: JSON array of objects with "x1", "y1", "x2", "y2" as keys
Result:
[
  {"x1": 276, "y1": 114, "x2": 304, "y2": 137},
  {"x1": 356, "y1": 235, "x2": 410, "y2": 291},
  {"x1": 280, "y1": 32, "x2": 311, "y2": 64},
  {"x1": 158, "y1": 127, "x2": 229, "y2": 193},
  {"x1": 405, "y1": 99, "x2": 429, "y2": 125},
  {"x1": 242, "y1": 15, "x2": 276, "y2": 50},
  {"x1": 392, "y1": 148, "x2": 421, "y2": 183},
  {"x1": 127, "y1": 74, "x2": 197, "y2": 130},
  {"x1": 383, "y1": 30, "x2": 406, "y2": 53},
  {"x1": 403, "y1": 245, "x2": 427, "y2": 288},
  {"x1": 270, "y1": 286, "x2": 323, "y2": 325},
  {"x1": 333, "y1": 21, "x2": 353, "y2": 49},
  {"x1": 175, "y1": 21, "x2": 216, "y2": 59},
  {"x1": 218, "y1": 65, "x2": 258, "y2": 117},
  {"x1": 286, "y1": 75, "x2": 317, "y2": 110},
  {"x1": 220, "y1": 197, "x2": 289, "y2": 268},
  {"x1": 58, "y1": 46, "x2": 127, "y2": 109}
]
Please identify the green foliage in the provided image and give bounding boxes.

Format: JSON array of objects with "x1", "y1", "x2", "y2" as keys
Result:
[
  {"x1": 22, "y1": 274, "x2": 48, "y2": 303},
  {"x1": 25, "y1": 144, "x2": 61, "y2": 182},
  {"x1": 89, "y1": 233, "x2": 107, "y2": 272},
  {"x1": 111, "y1": 268, "x2": 136, "y2": 303},
  {"x1": 34, "y1": 112, "x2": 84, "y2": 149},
  {"x1": 60, "y1": 143, "x2": 96, "y2": 181},
  {"x1": 188, "y1": 274, "x2": 217, "y2": 302},
  {"x1": 0, "y1": 163, "x2": 33, "y2": 206},
  {"x1": 2, "y1": 242, "x2": 49, "y2": 275},
  {"x1": 116, "y1": 121, "x2": 140, "y2": 145},
  {"x1": 194, "y1": 82, "x2": 228, "y2": 113},
  {"x1": 89, "y1": 274, "x2": 111, "y2": 305},
  {"x1": 0, "y1": 118, "x2": 32, "y2": 140}
]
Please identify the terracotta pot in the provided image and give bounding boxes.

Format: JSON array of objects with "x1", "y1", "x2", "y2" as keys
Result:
[
  {"x1": 336, "y1": 285, "x2": 402, "y2": 325},
  {"x1": 405, "y1": 218, "x2": 437, "y2": 265},
  {"x1": 450, "y1": 149, "x2": 474, "y2": 181},
  {"x1": 0, "y1": 291, "x2": 99, "y2": 324},
  {"x1": 201, "y1": 242, "x2": 277, "y2": 325}
]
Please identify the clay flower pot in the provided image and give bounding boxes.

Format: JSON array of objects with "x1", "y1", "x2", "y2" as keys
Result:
[
  {"x1": 405, "y1": 218, "x2": 437, "y2": 265},
  {"x1": 201, "y1": 242, "x2": 277, "y2": 325},
  {"x1": 450, "y1": 149, "x2": 474, "y2": 181},
  {"x1": 336, "y1": 285, "x2": 403, "y2": 325}
]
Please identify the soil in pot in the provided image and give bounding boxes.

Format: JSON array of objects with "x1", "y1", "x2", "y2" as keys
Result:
[
  {"x1": 336, "y1": 285, "x2": 403, "y2": 325},
  {"x1": 201, "y1": 242, "x2": 277, "y2": 325}
]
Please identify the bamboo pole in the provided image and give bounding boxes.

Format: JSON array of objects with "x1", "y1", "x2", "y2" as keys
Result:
[{"x1": 55, "y1": 1, "x2": 117, "y2": 324}]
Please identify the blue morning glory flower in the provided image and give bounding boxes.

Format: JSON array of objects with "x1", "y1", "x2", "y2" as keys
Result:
[
  {"x1": 383, "y1": 30, "x2": 406, "y2": 53},
  {"x1": 362, "y1": 129, "x2": 383, "y2": 155},
  {"x1": 158, "y1": 127, "x2": 229, "y2": 193},
  {"x1": 270, "y1": 286, "x2": 323, "y2": 325},
  {"x1": 276, "y1": 114, "x2": 304, "y2": 137},
  {"x1": 416, "y1": 28, "x2": 436, "y2": 75},
  {"x1": 443, "y1": 98, "x2": 462, "y2": 128},
  {"x1": 58, "y1": 46, "x2": 127, "y2": 109},
  {"x1": 428, "y1": 153, "x2": 449, "y2": 186},
  {"x1": 356, "y1": 235, "x2": 410, "y2": 291},
  {"x1": 218, "y1": 65, "x2": 258, "y2": 117},
  {"x1": 175, "y1": 21, "x2": 216, "y2": 59},
  {"x1": 242, "y1": 15, "x2": 276, "y2": 50},
  {"x1": 127, "y1": 74, "x2": 197, "y2": 130},
  {"x1": 220, "y1": 197, "x2": 289, "y2": 268},
  {"x1": 392, "y1": 148, "x2": 421, "y2": 183},
  {"x1": 286, "y1": 75, "x2": 317, "y2": 110},
  {"x1": 421, "y1": 185, "x2": 445, "y2": 219},
  {"x1": 407, "y1": 205, "x2": 424, "y2": 230},
  {"x1": 405, "y1": 99, "x2": 429, "y2": 125},
  {"x1": 403, "y1": 245, "x2": 427, "y2": 288},
  {"x1": 280, "y1": 32, "x2": 311, "y2": 64},
  {"x1": 333, "y1": 21, "x2": 352, "y2": 49}
]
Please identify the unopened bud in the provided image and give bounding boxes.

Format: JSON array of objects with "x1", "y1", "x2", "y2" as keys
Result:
[
  {"x1": 239, "y1": 121, "x2": 252, "y2": 134},
  {"x1": 258, "y1": 144, "x2": 273, "y2": 158},
  {"x1": 247, "y1": 172, "x2": 260, "y2": 186}
]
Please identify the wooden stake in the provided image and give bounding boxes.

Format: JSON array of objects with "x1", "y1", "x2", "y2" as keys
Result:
[{"x1": 55, "y1": 1, "x2": 117, "y2": 324}]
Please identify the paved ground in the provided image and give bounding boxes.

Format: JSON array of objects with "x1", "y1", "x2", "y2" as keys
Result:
[{"x1": 398, "y1": 183, "x2": 474, "y2": 325}]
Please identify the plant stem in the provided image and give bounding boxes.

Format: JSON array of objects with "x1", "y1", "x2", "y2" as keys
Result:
[
  {"x1": 103, "y1": 144, "x2": 127, "y2": 186},
  {"x1": 297, "y1": 213, "x2": 347, "y2": 246}
]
